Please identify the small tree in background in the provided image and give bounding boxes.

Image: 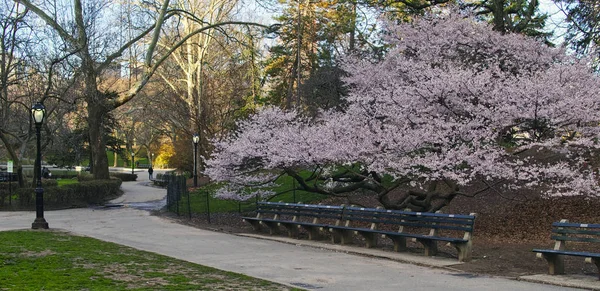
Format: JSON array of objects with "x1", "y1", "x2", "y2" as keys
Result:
[
  {"x1": 205, "y1": 12, "x2": 600, "y2": 212},
  {"x1": 155, "y1": 143, "x2": 175, "y2": 169}
]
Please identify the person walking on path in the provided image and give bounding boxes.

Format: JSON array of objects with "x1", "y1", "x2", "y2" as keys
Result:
[{"x1": 148, "y1": 166, "x2": 154, "y2": 180}]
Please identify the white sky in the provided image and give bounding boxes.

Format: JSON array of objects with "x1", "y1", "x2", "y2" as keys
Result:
[{"x1": 539, "y1": 0, "x2": 568, "y2": 44}]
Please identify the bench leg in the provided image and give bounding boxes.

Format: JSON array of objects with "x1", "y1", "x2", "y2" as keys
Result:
[
  {"x1": 280, "y1": 224, "x2": 298, "y2": 238},
  {"x1": 358, "y1": 232, "x2": 377, "y2": 248},
  {"x1": 262, "y1": 221, "x2": 280, "y2": 235},
  {"x1": 540, "y1": 253, "x2": 565, "y2": 275},
  {"x1": 330, "y1": 229, "x2": 340, "y2": 243},
  {"x1": 244, "y1": 220, "x2": 262, "y2": 231},
  {"x1": 591, "y1": 258, "x2": 600, "y2": 280},
  {"x1": 389, "y1": 236, "x2": 407, "y2": 252},
  {"x1": 331, "y1": 229, "x2": 353, "y2": 245},
  {"x1": 453, "y1": 241, "x2": 472, "y2": 262},
  {"x1": 301, "y1": 226, "x2": 321, "y2": 240},
  {"x1": 417, "y1": 238, "x2": 438, "y2": 257}
]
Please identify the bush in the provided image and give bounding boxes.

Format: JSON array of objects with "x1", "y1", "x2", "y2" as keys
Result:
[
  {"x1": 0, "y1": 179, "x2": 57, "y2": 190},
  {"x1": 155, "y1": 143, "x2": 174, "y2": 169},
  {"x1": 47, "y1": 173, "x2": 79, "y2": 180},
  {"x1": 42, "y1": 179, "x2": 58, "y2": 187},
  {"x1": 76, "y1": 173, "x2": 95, "y2": 181},
  {"x1": 0, "y1": 181, "x2": 19, "y2": 191},
  {"x1": 3, "y1": 179, "x2": 122, "y2": 209},
  {"x1": 110, "y1": 173, "x2": 137, "y2": 181}
]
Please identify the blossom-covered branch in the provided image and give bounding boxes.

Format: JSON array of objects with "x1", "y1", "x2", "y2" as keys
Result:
[{"x1": 205, "y1": 12, "x2": 600, "y2": 211}]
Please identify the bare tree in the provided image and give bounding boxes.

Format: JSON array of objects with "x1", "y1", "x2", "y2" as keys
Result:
[{"x1": 14, "y1": 0, "x2": 270, "y2": 179}]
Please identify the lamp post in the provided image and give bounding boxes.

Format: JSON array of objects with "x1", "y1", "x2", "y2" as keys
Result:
[
  {"x1": 31, "y1": 102, "x2": 49, "y2": 229},
  {"x1": 192, "y1": 133, "x2": 199, "y2": 187},
  {"x1": 151, "y1": 153, "x2": 154, "y2": 167},
  {"x1": 131, "y1": 152, "x2": 134, "y2": 175}
]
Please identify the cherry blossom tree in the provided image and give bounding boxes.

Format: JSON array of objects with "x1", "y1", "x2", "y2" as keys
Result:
[{"x1": 205, "y1": 12, "x2": 600, "y2": 212}]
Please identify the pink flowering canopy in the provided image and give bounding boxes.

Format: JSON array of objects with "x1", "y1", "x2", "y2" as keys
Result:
[{"x1": 205, "y1": 13, "x2": 600, "y2": 211}]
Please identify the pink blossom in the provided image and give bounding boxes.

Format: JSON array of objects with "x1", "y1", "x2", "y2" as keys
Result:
[{"x1": 205, "y1": 13, "x2": 600, "y2": 203}]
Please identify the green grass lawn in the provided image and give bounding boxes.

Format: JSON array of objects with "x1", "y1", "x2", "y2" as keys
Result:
[
  {"x1": 57, "y1": 179, "x2": 79, "y2": 187},
  {"x1": 107, "y1": 151, "x2": 148, "y2": 168},
  {"x1": 0, "y1": 230, "x2": 299, "y2": 291},
  {"x1": 181, "y1": 174, "x2": 327, "y2": 214}
]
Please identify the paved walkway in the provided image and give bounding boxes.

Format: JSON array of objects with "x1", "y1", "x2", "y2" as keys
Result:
[{"x1": 0, "y1": 170, "x2": 593, "y2": 291}]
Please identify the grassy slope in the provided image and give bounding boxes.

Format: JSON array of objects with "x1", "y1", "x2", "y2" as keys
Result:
[
  {"x1": 0, "y1": 230, "x2": 298, "y2": 291},
  {"x1": 184, "y1": 174, "x2": 328, "y2": 214},
  {"x1": 107, "y1": 152, "x2": 148, "y2": 168}
]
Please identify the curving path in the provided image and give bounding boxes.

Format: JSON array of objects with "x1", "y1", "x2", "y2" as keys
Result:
[{"x1": 0, "y1": 169, "x2": 588, "y2": 291}]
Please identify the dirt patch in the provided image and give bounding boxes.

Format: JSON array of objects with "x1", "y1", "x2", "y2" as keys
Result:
[
  {"x1": 157, "y1": 191, "x2": 600, "y2": 280},
  {"x1": 21, "y1": 250, "x2": 56, "y2": 258}
]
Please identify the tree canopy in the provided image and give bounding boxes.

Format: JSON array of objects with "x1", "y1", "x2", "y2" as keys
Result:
[{"x1": 205, "y1": 12, "x2": 600, "y2": 211}]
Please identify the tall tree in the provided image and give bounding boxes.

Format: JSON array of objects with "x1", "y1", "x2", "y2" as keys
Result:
[
  {"x1": 469, "y1": 0, "x2": 552, "y2": 42},
  {"x1": 264, "y1": 0, "x2": 381, "y2": 111},
  {"x1": 15, "y1": 0, "x2": 268, "y2": 179},
  {"x1": 0, "y1": 1, "x2": 74, "y2": 186},
  {"x1": 157, "y1": 0, "x2": 240, "y2": 156},
  {"x1": 554, "y1": 0, "x2": 600, "y2": 68},
  {"x1": 0, "y1": 1, "x2": 30, "y2": 186},
  {"x1": 205, "y1": 13, "x2": 600, "y2": 212}
]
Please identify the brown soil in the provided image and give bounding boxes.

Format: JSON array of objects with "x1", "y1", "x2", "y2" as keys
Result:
[{"x1": 158, "y1": 186, "x2": 600, "y2": 280}]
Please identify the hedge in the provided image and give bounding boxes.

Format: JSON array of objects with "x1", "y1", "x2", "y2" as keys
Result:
[
  {"x1": 0, "y1": 179, "x2": 122, "y2": 210},
  {"x1": 75, "y1": 172, "x2": 137, "y2": 182},
  {"x1": 47, "y1": 173, "x2": 80, "y2": 180},
  {"x1": 0, "y1": 179, "x2": 57, "y2": 191},
  {"x1": 110, "y1": 173, "x2": 137, "y2": 181}
]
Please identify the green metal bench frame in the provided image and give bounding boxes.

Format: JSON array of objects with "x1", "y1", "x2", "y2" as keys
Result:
[{"x1": 533, "y1": 219, "x2": 600, "y2": 279}]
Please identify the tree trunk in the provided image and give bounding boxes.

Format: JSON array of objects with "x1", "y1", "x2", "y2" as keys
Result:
[
  {"x1": 0, "y1": 132, "x2": 25, "y2": 187},
  {"x1": 87, "y1": 97, "x2": 110, "y2": 179}
]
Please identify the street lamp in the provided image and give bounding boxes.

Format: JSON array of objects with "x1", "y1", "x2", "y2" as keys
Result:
[
  {"x1": 131, "y1": 152, "x2": 135, "y2": 175},
  {"x1": 192, "y1": 133, "x2": 199, "y2": 187},
  {"x1": 31, "y1": 102, "x2": 49, "y2": 229},
  {"x1": 151, "y1": 153, "x2": 154, "y2": 167}
]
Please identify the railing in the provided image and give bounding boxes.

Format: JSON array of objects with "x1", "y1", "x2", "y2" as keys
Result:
[{"x1": 165, "y1": 174, "x2": 190, "y2": 218}]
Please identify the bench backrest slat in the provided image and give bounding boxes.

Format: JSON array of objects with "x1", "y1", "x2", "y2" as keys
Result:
[
  {"x1": 253, "y1": 202, "x2": 475, "y2": 240},
  {"x1": 341, "y1": 206, "x2": 474, "y2": 240},
  {"x1": 549, "y1": 220, "x2": 600, "y2": 244},
  {"x1": 256, "y1": 202, "x2": 344, "y2": 221},
  {"x1": 552, "y1": 222, "x2": 600, "y2": 229},
  {"x1": 346, "y1": 212, "x2": 475, "y2": 226},
  {"x1": 344, "y1": 206, "x2": 475, "y2": 219},
  {"x1": 550, "y1": 235, "x2": 600, "y2": 243},
  {"x1": 341, "y1": 209, "x2": 474, "y2": 226},
  {"x1": 553, "y1": 228, "x2": 600, "y2": 236}
]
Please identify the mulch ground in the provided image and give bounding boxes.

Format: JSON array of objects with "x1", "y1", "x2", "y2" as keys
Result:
[{"x1": 159, "y1": 182, "x2": 600, "y2": 280}]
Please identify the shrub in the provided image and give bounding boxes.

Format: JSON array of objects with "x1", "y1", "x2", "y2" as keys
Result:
[
  {"x1": 110, "y1": 173, "x2": 137, "y2": 181},
  {"x1": 0, "y1": 179, "x2": 56, "y2": 190},
  {"x1": 76, "y1": 173, "x2": 95, "y2": 181},
  {"x1": 0, "y1": 181, "x2": 19, "y2": 192},
  {"x1": 5, "y1": 179, "x2": 122, "y2": 210},
  {"x1": 47, "y1": 173, "x2": 79, "y2": 180},
  {"x1": 155, "y1": 143, "x2": 174, "y2": 169},
  {"x1": 42, "y1": 179, "x2": 58, "y2": 187}
]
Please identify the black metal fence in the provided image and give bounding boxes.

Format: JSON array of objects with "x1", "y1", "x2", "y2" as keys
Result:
[{"x1": 165, "y1": 174, "x2": 191, "y2": 218}]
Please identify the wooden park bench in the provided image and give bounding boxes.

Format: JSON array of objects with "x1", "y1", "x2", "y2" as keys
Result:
[
  {"x1": 152, "y1": 173, "x2": 171, "y2": 187},
  {"x1": 327, "y1": 206, "x2": 476, "y2": 262},
  {"x1": 243, "y1": 202, "x2": 345, "y2": 240},
  {"x1": 242, "y1": 202, "x2": 476, "y2": 262},
  {"x1": 533, "y1": 220, "x2": 600, "y2": 279}
]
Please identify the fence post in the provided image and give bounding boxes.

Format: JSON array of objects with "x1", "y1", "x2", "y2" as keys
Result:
[
  {"x1": 187, "y1": 179, "x2": 191, "y2": 219},
  {"x1": 205, "y1": 189, "x2": 211, "y2": 224},
  {"x1": 173, "y1": 176, "x2": 181, "y2": 216}
]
